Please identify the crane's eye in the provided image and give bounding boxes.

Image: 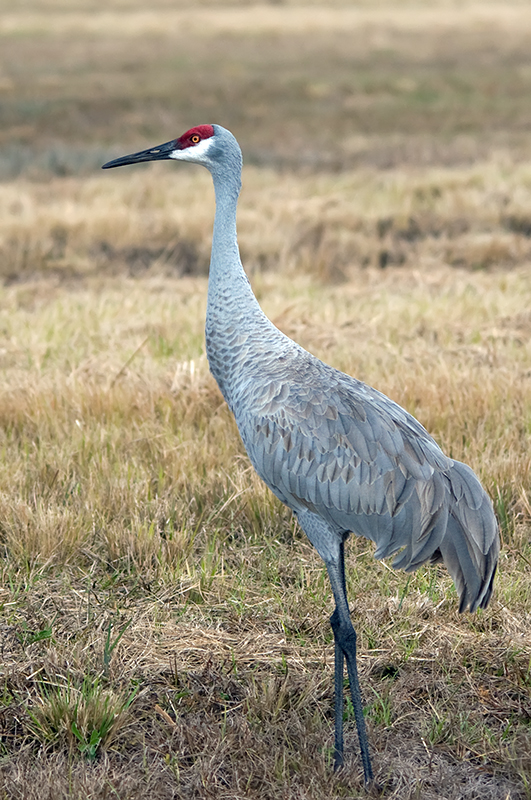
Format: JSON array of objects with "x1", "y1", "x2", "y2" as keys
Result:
[{"x1": 191, "y1": 134, "x2": 200, "y2": 144}]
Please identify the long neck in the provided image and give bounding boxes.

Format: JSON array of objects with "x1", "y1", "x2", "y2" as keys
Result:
[
  {"x1": 205, "y1": 168, "x2": 276, "y2": 407},
  {"x1": 207, "y1": 171, "x2": 250, "y2": 299}
]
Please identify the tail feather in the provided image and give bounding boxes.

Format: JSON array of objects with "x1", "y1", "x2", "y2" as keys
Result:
[{"x1": 436, "y1": 460, "x2": 500, "y2": 613}]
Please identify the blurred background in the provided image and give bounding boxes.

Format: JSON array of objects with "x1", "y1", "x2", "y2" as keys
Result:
[{"x1": 3, "y1": 0, "x2": 531, "y2": 178}]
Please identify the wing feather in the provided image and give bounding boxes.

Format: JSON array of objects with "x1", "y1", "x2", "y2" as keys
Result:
[{"x1": 238, "y1": 354, "x2": 498, "y2": 612}]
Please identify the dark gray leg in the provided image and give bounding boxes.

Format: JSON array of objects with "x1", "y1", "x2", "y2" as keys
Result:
[
  {"x1": 332, "y1": 541, "x2": 346, "y2": 770},
  {"x1": 327, "y1": 544, "x2": 373, "y2": 785},
  {"x1": 295, "y1": 512, "x2": 373, "y2": 785},
  {"x1": 333, "y1": 616, "x2": 345, "y2": 770}
]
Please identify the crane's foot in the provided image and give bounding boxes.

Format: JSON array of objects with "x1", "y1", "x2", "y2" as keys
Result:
[{"x1": 333, "y1": 747, "x2": 344, "y2": 773}]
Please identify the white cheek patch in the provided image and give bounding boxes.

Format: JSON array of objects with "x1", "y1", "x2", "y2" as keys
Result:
[{"x1": 170, "y1": 137, "x2": 213, "y2": 162}]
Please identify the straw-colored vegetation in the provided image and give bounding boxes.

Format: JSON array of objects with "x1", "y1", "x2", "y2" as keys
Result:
[{"x1": 0, "y1": 2, "x2": 530, "y2": 798}]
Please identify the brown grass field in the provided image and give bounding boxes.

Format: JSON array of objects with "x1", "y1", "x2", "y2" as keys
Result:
[{"x1": 0, "y1": 1, "x2": 531, "y2": 798}]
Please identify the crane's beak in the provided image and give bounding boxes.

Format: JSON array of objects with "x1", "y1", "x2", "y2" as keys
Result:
[{"x1": 102, "y1": 138, "x2": 181, "y2": 169}]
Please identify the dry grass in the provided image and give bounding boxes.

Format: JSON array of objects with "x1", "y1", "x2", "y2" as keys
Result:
[
  {"x1": 1, "y1": 182, "x2": 530, "y2": 798},
  {"x1": 0, "y1": 1, "x2": 531, "y2": 798},
  {"x1": 5, "y1": 3, "x2": 531, "y2": 38}
]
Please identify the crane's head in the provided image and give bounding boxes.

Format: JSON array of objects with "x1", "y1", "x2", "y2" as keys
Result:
[{"x1": 102, "y1": 124, "x2": 240, "y2": 176}]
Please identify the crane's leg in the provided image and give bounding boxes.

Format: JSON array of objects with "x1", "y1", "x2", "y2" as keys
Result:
[
  {"x1": 331, "y1": 540, "x2": 346, "y2": 770},
  {"x1": 296, "y1": 512, "x2": 373, "y2": 785},
  {"x1": 333, "y1": 628, "x2": 345, "y2": 770},
  {"x1": 327, "y1": 543, "x2": 373, "y2": 786}
]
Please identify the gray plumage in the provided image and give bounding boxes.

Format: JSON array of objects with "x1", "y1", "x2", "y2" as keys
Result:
[{"x1": 103, "y1": 124, "x2": 500, "y2": 785}]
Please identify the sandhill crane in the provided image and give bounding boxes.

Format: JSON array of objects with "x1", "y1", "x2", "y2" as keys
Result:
[{"x1": 102, "y1": 125, "x2": 500, "y2": 786}]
